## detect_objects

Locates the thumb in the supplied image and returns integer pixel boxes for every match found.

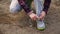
[36,15,40,20]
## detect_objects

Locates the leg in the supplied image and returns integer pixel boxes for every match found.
[34,0,44,16]
[9,0,22,14]
[34,0,45,30]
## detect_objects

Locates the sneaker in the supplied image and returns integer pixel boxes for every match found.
[36,20,45,31]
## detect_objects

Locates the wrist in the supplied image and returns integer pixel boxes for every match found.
[42,11,47,15]
[27,11,33,16]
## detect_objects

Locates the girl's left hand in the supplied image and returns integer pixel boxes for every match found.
[39,11,46,20]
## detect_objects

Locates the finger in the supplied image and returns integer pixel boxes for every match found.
[34,16,38,20]
[31,16,36,20]
[42,18,44,20]
[36,16,39,20]
[41,17,44,20]
[40,16,43,19]
[40,15,44,20]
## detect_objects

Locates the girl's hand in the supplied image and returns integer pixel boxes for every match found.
[28,11,38,20]
[39,11,46,20]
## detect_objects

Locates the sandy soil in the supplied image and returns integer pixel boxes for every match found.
[0,0,60,34]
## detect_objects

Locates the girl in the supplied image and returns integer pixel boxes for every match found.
[10,0,51,30]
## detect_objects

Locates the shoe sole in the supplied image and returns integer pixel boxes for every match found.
[37,28,45,31]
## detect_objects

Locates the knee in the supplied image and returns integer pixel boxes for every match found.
[9,5,21,14]
[9,7,19,14]
[9,0,22,14]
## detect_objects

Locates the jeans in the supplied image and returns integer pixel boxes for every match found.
[34,0,44,16]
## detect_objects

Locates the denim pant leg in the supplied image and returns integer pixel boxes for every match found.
[10,0,22,13]
[34,0,44,17]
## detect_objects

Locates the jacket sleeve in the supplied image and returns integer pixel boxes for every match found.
[18,0,32,13]
[43,0,51,14]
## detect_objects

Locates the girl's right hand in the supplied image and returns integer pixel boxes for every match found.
[28,11,38,20]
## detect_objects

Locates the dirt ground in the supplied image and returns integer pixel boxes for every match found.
[0,0,60,34]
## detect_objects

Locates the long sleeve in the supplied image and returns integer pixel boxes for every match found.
[43,0,51,14]
[18,0,32,13]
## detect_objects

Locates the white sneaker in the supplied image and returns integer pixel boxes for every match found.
[36,20,45,31]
